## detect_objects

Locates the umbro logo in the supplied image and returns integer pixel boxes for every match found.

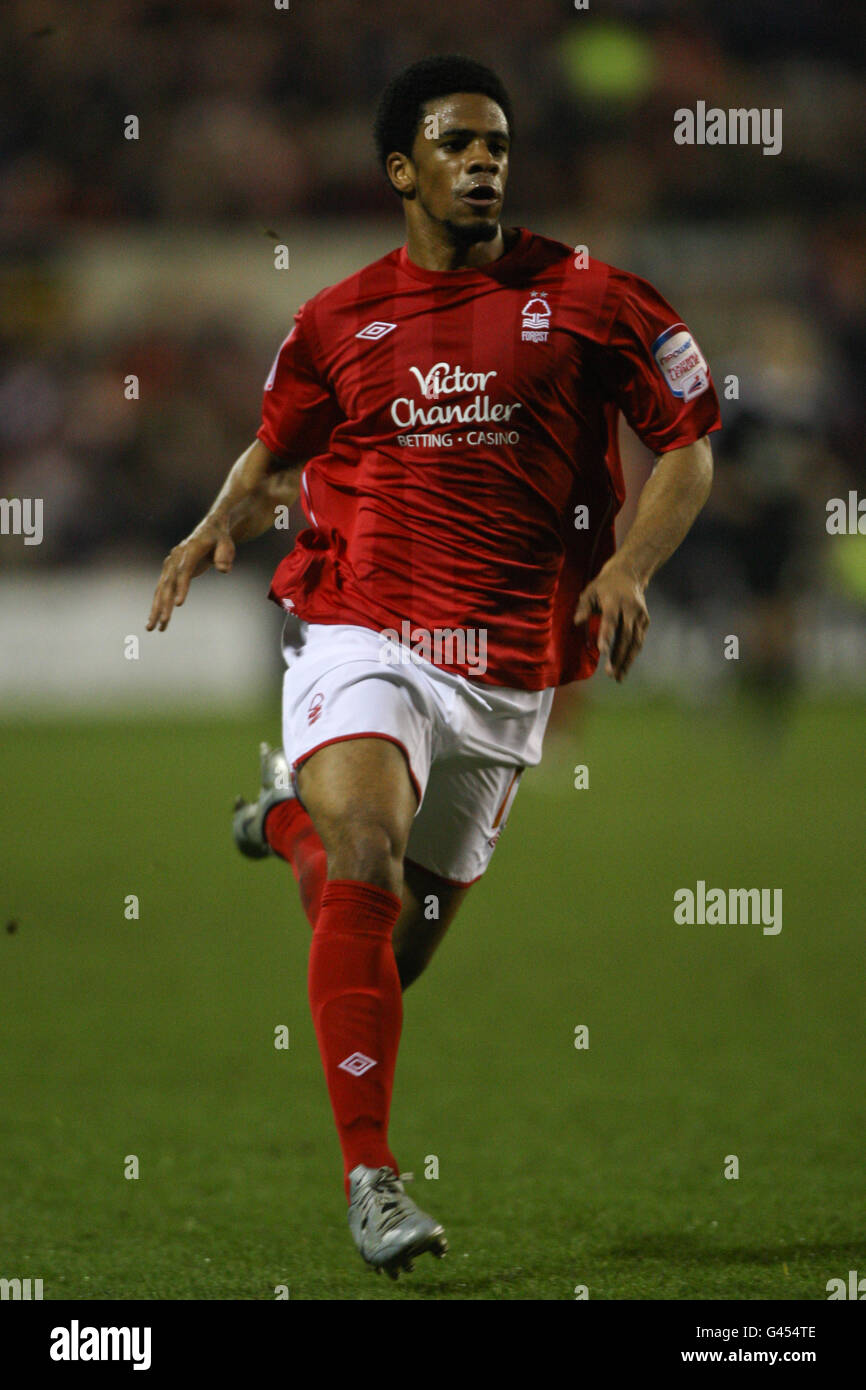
[338,1052,377,1076]
[355,321,397,341]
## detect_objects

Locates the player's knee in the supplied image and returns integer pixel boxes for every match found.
[326,818,405,894]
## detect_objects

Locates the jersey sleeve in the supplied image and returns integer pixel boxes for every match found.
[597,269,721,453]
[257,302,342,462]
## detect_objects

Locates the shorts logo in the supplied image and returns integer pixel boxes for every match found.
[307,691,325,725]
[338,1052,377,1076]
[356,321,397,341]
[651,324,710,400]
[488,771,520,846]
[521,294,551,343]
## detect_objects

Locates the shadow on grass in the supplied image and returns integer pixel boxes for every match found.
[345,1237,866,1298]
[601,1234,865,1268]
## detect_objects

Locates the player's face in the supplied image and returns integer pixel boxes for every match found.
[404,93,510,245]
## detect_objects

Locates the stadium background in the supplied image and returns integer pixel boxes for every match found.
[2,0,865,1300]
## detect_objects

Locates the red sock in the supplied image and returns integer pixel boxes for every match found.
[264,800,328,926]
[308,879,403,1195]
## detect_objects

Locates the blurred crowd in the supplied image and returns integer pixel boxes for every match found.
[0,318,272,566]
[3,0,864,229]
[1,0,864,675]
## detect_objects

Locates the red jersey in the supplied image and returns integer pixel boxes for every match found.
[258,227,721,689]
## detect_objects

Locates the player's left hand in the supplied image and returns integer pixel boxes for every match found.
[573,558,650,682]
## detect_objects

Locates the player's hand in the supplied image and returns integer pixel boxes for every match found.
[146,517,236,632]
[573,557,650,681]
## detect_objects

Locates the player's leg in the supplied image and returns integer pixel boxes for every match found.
[296,734,416,891]
[265,770,469,990]
[233,744,469,987]
[392,679,556,960]
[395,861,469,989]
[234,624,451,1273]
[387,674,555,979]
[234,743,330,922]
[296,733,447,1274]
[294,737,417,1194]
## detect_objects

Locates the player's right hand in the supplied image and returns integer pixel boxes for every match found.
[146,517,236,632]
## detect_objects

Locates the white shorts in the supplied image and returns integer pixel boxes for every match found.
[280,618,554,886]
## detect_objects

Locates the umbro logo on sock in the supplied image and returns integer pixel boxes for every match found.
[338,1052,377,1076]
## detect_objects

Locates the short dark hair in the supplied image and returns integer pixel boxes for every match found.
[373,55,514,171]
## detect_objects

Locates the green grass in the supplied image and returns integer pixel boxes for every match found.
[2,697,865,1299]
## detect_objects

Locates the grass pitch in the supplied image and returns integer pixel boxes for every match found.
[2,697,864,1300]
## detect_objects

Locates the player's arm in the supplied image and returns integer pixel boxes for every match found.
[146,438,302,633]
[574,435,713,681]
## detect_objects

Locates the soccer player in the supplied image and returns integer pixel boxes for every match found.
[147,55,720,1280]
